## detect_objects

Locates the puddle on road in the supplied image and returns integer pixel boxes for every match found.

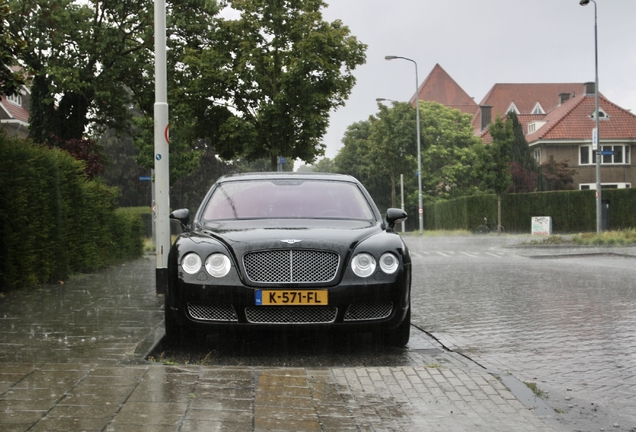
[494,373,555,417]
[145,326,458,369]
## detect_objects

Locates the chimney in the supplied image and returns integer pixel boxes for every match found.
[480,105,492,130]
[584,82,596,96]
[559,93,571,105]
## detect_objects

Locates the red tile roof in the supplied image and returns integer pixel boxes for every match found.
[412,64,478,115]
[480,83,585,116]
[526,95,636,143]
[414,63,636,176]
[478,95,636,144]
[471,83,586,132]
[0,95,29,123]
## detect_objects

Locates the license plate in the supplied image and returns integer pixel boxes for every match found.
[255,290,328,306]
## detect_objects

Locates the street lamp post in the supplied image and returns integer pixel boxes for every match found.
[385,56,423,234]
[154,0,170,293]
[580,0,602,233]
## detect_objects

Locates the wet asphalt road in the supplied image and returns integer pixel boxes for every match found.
[1,235,635,431]
[405,235,636,432]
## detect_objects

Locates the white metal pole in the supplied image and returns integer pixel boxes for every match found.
[400,173,405,233]
[580,0,602,233]
[592,0,602,233]
[154,0,170,293]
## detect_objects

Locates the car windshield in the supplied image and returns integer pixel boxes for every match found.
[201,179,375,221]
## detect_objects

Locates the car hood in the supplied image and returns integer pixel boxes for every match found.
[196,219,381,257]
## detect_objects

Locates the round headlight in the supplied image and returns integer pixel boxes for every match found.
[205,253,231,277]
[181,253,202,275]
[351,253,376,277]
[379,253,399,274]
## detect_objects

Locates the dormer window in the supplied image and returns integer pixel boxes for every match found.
[6,93,22,107]
[590,108,609,120]
[506,102,519,114]
[531,102,545,115]
[527,121,546,134]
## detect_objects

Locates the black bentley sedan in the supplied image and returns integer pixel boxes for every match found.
[165,172,411,346]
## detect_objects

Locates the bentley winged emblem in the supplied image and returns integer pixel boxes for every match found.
[280,239,302,245]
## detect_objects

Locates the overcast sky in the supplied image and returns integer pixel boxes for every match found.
[317,0,636,160]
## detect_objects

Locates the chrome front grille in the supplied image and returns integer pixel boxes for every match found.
[187,303,238,322]
[344,302,393,321]
[243,250,339,283]
[244,307,338,324]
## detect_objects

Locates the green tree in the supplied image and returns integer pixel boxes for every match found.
[8,0,223,184]
[507,111,537,193]
[188,0,367,170]
[98,128,151,207]
[8,0,157,142]
[417,101,483,202]
[334,119,394,211]
[295,163,314,173]
[367,102,417,208]
[537,156,576,191]
[0,0,26,96]
[335,102,484,217]
[480,116,513,233]
[334,120,372,181]
[132,115,204,186]
[313,157,336,173]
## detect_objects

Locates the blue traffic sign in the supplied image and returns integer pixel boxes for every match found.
[599,150,614,156]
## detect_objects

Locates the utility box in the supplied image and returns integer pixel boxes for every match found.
[531,217,552,235]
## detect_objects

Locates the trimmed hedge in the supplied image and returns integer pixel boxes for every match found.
[424,189,636,233]
[0,134,145,289]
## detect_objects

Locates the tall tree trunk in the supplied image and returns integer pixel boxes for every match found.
[497,194,502,235]
[390,174,396,208]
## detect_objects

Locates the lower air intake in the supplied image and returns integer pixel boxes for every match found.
[187,303,238,322]
[245,307,337,324]
[344,302,393,321]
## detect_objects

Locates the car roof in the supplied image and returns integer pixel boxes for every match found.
[216,172,360,183]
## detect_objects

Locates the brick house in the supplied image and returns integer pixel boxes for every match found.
[415,65,636,190]
[0,86,30,139]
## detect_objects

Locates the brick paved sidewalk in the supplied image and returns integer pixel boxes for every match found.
[1,363,557,431]
[0,256,562,431]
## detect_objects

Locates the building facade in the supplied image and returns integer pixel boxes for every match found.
[415,65,636,190]
[0,85,30,139]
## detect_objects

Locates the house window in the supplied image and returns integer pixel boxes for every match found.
[580,146,589,165]
[534,148,541,163]
[590,108,609,120]
[531,103,545,115]
[528,123,536,134]
[6,93,22,106]
[579,145,631,165]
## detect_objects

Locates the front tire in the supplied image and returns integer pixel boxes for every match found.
[164,301,182,344]
[382,308,411,347]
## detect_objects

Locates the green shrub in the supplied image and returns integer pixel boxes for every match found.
[0,134,146,289]
[424,189,636,233]
[112,207,147,259]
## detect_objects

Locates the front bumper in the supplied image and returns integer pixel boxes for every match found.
[166,265,411,333]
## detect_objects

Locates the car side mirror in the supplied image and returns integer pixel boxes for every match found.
[169,208,190,231]
[385,208,407,231]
